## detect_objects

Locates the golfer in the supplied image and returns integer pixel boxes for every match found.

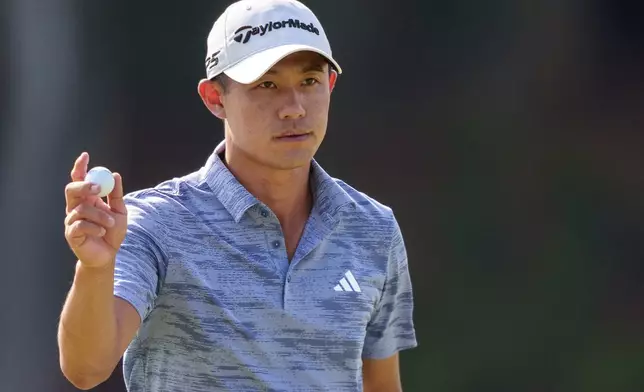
[58,1,417,390]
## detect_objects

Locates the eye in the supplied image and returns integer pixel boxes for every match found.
[302,78,320,86]
[258,81,276,89]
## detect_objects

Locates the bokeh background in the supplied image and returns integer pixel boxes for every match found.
[1,0,644,391]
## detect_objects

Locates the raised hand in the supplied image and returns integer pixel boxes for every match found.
[64,152,128,268]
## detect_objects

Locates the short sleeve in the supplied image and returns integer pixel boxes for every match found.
[113,193,167,323]
[362,217,418,359]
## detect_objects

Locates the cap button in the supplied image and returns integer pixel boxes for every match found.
[246,5,252,10]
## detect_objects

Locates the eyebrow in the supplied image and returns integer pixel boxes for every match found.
[264,63,326,75]
[302,63,326,73]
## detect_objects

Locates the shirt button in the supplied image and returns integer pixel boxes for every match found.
[272,240,280,248]
[260,209,268,218]
[287,276,291,283]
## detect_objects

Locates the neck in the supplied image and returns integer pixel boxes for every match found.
[222,142,313,223]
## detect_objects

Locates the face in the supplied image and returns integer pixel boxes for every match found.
[199,51,337,170]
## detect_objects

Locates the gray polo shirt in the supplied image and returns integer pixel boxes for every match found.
[114,141,418,391]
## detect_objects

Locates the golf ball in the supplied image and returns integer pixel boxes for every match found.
[86,166,115,198]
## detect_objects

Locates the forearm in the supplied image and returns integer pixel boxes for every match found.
[58,260,119,383]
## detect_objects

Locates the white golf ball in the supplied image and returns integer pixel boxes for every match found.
[86,166,115,198]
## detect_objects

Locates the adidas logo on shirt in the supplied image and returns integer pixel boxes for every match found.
[333,270,361,292]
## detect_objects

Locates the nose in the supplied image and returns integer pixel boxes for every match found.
[277,89,306,120]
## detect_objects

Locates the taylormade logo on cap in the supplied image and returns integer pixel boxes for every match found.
[204,0,342,84]
[233,19,320,45]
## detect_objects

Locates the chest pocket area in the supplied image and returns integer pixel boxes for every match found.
[307,270,384,339]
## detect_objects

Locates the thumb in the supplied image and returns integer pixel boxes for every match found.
[107,172,127,215]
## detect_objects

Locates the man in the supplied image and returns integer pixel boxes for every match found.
[58,0,417,391]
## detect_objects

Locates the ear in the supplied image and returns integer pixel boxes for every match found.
[329,70,338,93]
[197,78,226,119]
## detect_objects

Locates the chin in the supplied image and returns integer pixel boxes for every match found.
[268,152,314,170]
[262,142,315,165]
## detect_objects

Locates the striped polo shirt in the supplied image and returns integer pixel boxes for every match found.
[114,141,418,391]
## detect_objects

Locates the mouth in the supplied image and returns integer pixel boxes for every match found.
[274,131,312,141]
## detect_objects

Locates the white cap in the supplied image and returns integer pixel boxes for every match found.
[204,0,342,84]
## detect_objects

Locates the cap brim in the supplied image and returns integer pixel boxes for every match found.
[223,44,342,85]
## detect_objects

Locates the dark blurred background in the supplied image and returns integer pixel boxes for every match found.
[1,0,644,391]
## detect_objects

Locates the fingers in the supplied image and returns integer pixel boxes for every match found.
[107,173,126,215]
[65,181,101,213]
[94,197,113,214]
[66,220,107,245]
[70,152,89,182]
[65,203,116,229]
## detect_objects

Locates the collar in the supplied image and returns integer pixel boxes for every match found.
[201,140,355,224]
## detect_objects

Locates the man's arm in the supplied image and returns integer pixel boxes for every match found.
[362,354,402,392]
[59,153,162,390]
[59,207,164,389]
